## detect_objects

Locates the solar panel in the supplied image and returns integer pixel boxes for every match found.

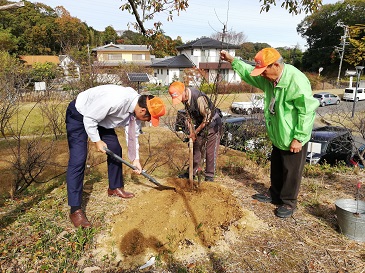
[127,73,150,82]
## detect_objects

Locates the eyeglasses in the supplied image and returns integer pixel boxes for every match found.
[269,97,276,115]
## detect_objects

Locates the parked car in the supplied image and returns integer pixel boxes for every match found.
[230,94,264,115]
[220,116,266,150]
[313,92,340,107]
[175,110,266,151]
[342,87,365,101]
[306,126,353,165]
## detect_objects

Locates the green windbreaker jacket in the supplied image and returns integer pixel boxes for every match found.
[231,58,320,151]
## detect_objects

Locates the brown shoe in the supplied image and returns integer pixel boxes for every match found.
[108,188,135,199]
[69,209,92,228]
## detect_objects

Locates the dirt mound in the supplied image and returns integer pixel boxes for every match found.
[94,177,266,269]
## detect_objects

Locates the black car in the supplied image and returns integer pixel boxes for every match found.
[220,116,266,150]
[306,126,353,165]
[175,109,266,151]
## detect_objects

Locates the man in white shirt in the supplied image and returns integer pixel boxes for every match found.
[65,84,166,228]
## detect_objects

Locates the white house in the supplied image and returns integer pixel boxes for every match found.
[59,55,80,81]
[150,37,247,86]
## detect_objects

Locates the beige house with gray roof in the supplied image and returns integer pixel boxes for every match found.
[92,43,154,67]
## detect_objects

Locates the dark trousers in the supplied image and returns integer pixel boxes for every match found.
[65,100,124,207]
[193,123,222,178]
[269,142,308,208]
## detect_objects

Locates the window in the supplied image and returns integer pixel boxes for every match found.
[108,54,123,60]
[132,54,145,60]
[221,69,229,81]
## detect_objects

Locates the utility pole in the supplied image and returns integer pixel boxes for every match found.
[336,23,349,87]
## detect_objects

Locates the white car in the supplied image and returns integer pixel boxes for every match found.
[342,88,365,101]
[313,92,340,107]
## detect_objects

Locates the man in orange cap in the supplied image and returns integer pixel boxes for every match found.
[221,48,319,218]
[65,84,166,228]
[169,81,222,182]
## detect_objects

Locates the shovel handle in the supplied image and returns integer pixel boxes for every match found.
[104,147,162,187]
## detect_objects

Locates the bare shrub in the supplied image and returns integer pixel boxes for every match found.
[9,137,55,195]
[38,93,67,140]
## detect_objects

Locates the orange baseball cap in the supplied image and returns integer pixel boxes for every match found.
[146,97,166,127]
[250,48,281,76]
[168,81,185,105]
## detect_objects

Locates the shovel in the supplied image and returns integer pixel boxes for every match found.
[104,148,176,191]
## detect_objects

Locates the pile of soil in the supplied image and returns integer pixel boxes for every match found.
[92,177,267,269]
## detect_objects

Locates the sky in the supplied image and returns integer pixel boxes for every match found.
[29,0,338,50]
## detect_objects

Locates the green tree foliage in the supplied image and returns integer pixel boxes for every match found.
[0,1,59,54]
[116,30,181,57]
[0,1,97,55]
[297,0,365,75]
[0,28,17,51]
[102,25,118,44]
[31,62,60,82]
[117,30,148,44]
[148,33,179,57]
[54,6,89,52]
[347,25,365,66]
[276,46,303,68]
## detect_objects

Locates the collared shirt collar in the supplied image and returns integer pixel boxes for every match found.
[128,95,140,115]
[274,64,285,87]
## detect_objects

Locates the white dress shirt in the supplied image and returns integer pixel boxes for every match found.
[75,84,141,158]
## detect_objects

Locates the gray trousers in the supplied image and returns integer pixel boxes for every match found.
[193,124,222,178]
[269,142,308,208]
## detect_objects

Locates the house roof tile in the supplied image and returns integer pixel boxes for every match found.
[92,43,150,52]
[150,54,194,68]
[176,37,240,50]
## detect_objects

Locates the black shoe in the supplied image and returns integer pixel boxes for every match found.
[178,172,189,179]
[275,204,296,218]
[205,176,214,182]
[178,172,196,179]
[252,193,272,203]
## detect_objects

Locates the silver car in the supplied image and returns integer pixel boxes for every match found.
[313,92,340,107]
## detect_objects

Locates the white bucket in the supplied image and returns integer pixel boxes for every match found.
[335,198,365,242]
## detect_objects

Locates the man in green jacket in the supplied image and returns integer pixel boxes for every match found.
[220,48,319,218]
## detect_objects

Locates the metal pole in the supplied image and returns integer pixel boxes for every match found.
[352,66,364,118]
[337,43,345,87]
[336,24,349,87]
